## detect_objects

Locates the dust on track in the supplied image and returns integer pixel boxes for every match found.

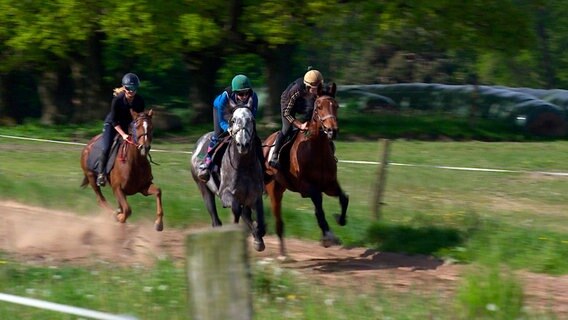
[1,201,567,316]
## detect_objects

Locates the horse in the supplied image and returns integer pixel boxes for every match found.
[190,107,266,251]
[80,109,164,231]
[262,83,349,257]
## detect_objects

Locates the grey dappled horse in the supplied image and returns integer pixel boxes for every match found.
[190,107,266,251]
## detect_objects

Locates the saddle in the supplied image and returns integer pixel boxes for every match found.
[86,135,125,174]
[271,129,300,171]
[206,134,232,185]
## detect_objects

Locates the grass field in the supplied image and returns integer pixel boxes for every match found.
[1,129,568,319]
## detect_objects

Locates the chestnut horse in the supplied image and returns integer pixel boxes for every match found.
[263,83,349,257]
[190,107,266,251]
[80,110,164,231]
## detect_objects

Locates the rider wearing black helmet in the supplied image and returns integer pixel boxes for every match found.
[96,73,145,187]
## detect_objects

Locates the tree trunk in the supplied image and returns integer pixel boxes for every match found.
[38,65,74,125]
[183,53,223,124]
[0,73,8,122]
[71,31,108,123]
[260,44,296,123]
[535,7,556,89]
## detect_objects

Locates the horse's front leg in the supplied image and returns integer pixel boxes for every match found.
[266,180,287,258]
[231,200,243,224]
[142,183,164,232]
[238,200,266,252]
[324,182,349,226]
[113,188,131,224]
[308,186,340,248]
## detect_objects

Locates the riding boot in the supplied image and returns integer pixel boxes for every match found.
[96,153,108,187]
[269,132,284,169]
[198,139,217,181]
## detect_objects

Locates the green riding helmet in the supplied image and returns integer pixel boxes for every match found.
[231,74,252,92]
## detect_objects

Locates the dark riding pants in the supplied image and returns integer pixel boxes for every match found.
[97,123,116,175]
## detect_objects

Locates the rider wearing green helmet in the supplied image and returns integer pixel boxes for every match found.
[197,74,265,182]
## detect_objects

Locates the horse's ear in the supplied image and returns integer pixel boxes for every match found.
[329,82,337,97]
[148,109,153,117]
[130,109,139,119]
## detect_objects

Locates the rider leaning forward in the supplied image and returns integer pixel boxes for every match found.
[96,73,145,187]
[268,69,324,169]
[197,74,266,182]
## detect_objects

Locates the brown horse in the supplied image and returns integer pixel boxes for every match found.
[263,83,348,257]
[80,109,164,231]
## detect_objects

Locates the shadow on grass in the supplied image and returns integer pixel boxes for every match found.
[289,223,464,274]
[365,222,464,256]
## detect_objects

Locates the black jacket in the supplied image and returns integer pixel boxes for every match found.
[104,92,145,132]
[280,78,316,126]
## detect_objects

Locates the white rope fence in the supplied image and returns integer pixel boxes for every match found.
[2,134,567,176]
[0,293,138,320]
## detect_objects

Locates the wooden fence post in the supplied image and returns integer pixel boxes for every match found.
[372,139,391,220]
[185,225,252,320]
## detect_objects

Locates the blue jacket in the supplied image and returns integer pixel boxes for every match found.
[213,88,259,132]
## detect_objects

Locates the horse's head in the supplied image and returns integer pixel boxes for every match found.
[130,109,154,156]
[313,82,339,140]
[229,107,255,154]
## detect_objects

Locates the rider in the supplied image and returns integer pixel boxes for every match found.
[197,74,265,182]
[268,68,323,169]
[96,73,145,187]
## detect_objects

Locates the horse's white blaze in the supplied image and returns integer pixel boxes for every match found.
[231,108,254,154]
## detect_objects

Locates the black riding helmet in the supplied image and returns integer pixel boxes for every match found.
[121,73,140,91]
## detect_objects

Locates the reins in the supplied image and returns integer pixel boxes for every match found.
[123,114,160,165]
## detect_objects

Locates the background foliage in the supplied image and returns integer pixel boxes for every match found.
[2,0,568,128]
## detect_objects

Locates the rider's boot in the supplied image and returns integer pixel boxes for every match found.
[96,153,108,187]
[268,131,284,169]
[198,139,217,182]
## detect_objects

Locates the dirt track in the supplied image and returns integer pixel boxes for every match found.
[1,201,567,316]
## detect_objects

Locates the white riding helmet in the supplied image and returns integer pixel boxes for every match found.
[303,69,324,87]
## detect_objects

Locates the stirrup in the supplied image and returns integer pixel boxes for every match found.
[96,173,106,187]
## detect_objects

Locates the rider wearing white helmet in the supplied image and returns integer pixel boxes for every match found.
[268,68,324,169]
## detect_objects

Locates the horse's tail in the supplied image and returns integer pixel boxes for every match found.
[80,175,89,188]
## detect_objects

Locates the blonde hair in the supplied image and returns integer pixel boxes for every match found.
[113,87,126,96]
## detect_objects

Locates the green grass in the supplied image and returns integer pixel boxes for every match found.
[1,124,567,319]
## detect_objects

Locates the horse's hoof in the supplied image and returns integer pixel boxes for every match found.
[321,233,341,248]
[116,213,127,223]
[334,213,347,226]
[254,240,265,252]
[155,222,164,232]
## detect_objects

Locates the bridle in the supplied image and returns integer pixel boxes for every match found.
[127,113,158,164]
[313,96,338,137]
[129,114,151,150]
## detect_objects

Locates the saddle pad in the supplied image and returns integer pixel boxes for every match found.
[86,136,122,174]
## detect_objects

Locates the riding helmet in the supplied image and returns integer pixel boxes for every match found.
[303,69,324,87]
[122,73,140,91]
[231,74,252,92]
